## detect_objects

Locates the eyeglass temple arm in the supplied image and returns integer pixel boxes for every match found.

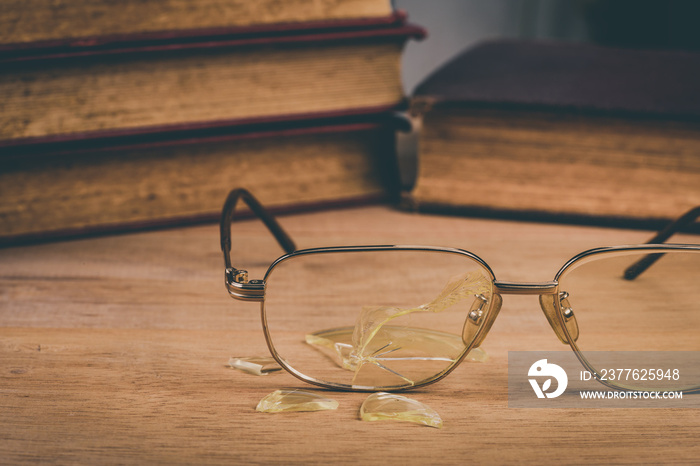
[220,187,296,273]
[623,205,700,280]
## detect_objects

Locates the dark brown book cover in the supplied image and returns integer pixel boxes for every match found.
[414,39,700,120]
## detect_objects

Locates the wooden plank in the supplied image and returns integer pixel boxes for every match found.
[1,206,698,464]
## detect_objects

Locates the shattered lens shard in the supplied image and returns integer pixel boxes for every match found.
[228,356,282,376]
[256,389,339,413]
[360,392,443,428]
[304,271,491,387]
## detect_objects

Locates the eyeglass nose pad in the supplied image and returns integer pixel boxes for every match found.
[462,293,503,348]
[539,291,580,344]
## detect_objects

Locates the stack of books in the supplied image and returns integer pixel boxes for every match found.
[0,0,424,244]
[406,40,700,225]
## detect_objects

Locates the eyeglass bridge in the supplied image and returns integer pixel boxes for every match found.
[225,267,265,301]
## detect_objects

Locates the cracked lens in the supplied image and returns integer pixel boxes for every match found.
[306,271,491,387]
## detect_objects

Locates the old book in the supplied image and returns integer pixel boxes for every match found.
[407,40,700,223]
[1,19,423,146]
[0,114,405,245]
[1,0,393,48]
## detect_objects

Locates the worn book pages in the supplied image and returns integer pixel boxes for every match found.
[1,0,393,45]
[410,107,700,221]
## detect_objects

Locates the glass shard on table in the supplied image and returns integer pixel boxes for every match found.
[227,356,282,376]
[256,389,339,413]
[360,392,443,428]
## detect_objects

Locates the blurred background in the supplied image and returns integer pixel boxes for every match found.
[397,0,700,92]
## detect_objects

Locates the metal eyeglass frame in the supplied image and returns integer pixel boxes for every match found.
[220,188,700,392]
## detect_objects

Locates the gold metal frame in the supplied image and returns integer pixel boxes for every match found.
[221,188,700,392]
[262,245,498,391]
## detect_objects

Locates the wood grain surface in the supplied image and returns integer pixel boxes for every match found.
[1,206,698,464]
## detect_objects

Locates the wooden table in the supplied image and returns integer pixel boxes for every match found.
[1,206,698,464]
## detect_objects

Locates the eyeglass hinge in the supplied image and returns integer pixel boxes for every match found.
[225,268,265,301]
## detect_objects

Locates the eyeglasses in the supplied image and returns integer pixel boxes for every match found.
[220,188,700,393]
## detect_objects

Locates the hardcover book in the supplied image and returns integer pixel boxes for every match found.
[407,40,700,223]
[0,5,424,244]
[0,114,406,245]
[1,16,424,146]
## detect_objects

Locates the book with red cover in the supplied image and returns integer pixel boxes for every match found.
[0,112,411,246]
[0,12,424,244]
[1,10,413,58]
[1,12,425,148]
